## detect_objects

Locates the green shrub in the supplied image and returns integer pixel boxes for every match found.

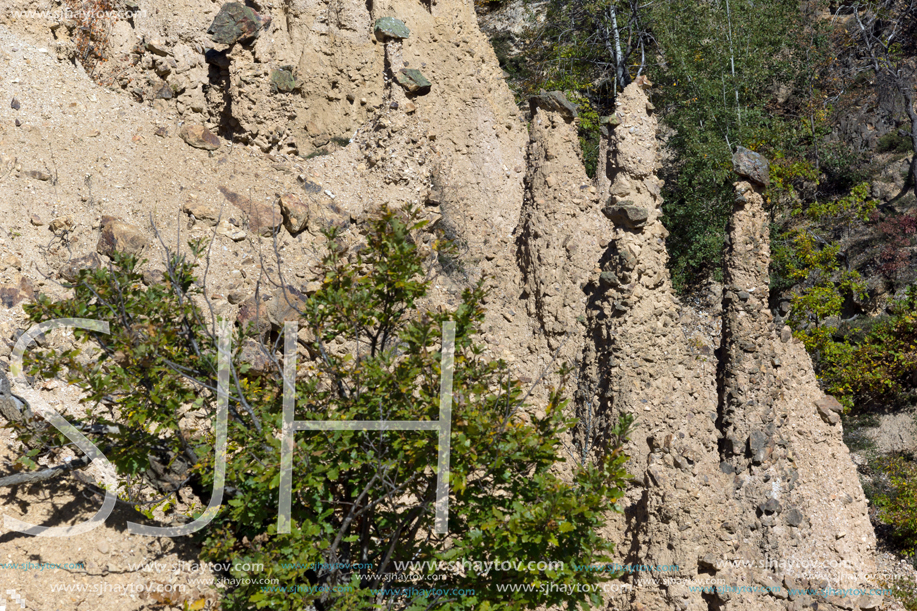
[877,132,914,154]
[874,455,917,557]
[20,207,633,611]
[815,286,917,410]
[820,141,872,193]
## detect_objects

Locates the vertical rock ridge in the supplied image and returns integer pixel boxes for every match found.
[516,94,607,368]
[570,85,878,611]
[576,81,736,611]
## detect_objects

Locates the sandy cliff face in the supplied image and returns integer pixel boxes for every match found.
[0,1,882,609]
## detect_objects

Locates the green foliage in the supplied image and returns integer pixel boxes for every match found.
[777,182,879,406]
[568,92,602,178]
[22,207,633,611]
[815,287,917,410]
[878,132,915,154]
[23,251,213,481]
[805,181,878,224]
[819,141,872,193]
[874,455,917,557]
[888,577,917,611]
[651,0,816,289]
[533,0,651,178]
[782,227,867,357]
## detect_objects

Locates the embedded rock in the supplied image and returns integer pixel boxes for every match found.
[601,200,649,230]
[237,297,271,339]
[528,91,578,122]
[218,187,282,237]
[0,277,34,308]
[208,2,269,45]
[270,67,300,94]
[268,286,308,329]
[278,193,310,235]
[59,253,102,283]
[373,17,410,41]
[394,69,431,95]
[180,125,221,151]
[182,198,222,225]
[97,216,148,257]
[733,145,770,187]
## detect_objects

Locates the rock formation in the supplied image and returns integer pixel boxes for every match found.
[0,1,884,608]
[566,83,878,610]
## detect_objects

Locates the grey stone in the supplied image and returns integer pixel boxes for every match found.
[780,325,793,342]
[618,248,637,270]
[25,170,51,181]
[239,338,274,376]
[208,2,270,45]
[748,430,768,463]
[59,253,102,283]
[599,271,620,288]
[738,339,758,352]
[601,114,620,128]
[0,371,29,424]
[858,594,883,610]
[268,285,308,329]
[786,507,803,527]
[270,66,300,93]
[373,17,410,41]
[759,498,782,514]
[10,97,20,110]
[529,91,578,122]
[302,180,322,195]
[97,216,148,258]
[732,146,770,187]
[602,200,649,230]
[142,269,166,286]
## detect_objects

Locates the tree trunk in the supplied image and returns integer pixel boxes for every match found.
[609,3,627,92]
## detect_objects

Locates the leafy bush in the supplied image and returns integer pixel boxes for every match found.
[878,132,914,154]
[874,455,917,557]
[820,141,872,193]
[20,207,633,610]
[815,287,917,410]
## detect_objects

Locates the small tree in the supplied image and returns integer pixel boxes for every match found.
[13,207,632,610]
[782,182,877,360]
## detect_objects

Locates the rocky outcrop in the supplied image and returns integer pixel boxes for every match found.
[573,82,733,611]
[564,82,878,611]
[709,154,877,611]
[516,93,605,357]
